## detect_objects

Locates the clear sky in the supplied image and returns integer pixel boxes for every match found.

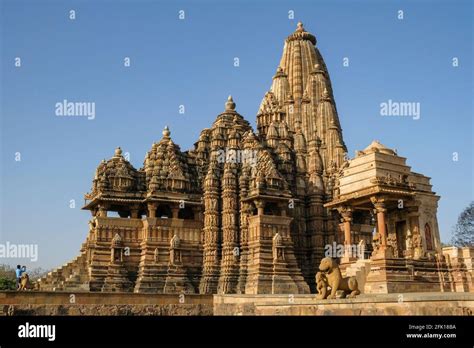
[1,0,472,269]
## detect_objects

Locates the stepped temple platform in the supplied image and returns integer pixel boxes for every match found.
[1,292,472,316]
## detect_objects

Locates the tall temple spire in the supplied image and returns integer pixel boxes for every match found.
[279,21,318,100]
[259,22,346,168]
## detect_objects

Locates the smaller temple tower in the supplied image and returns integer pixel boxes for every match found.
[325,140,448,293]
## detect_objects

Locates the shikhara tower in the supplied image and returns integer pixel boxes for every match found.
[39,23,457,295]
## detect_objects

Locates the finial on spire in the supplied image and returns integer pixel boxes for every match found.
[114,147,123,157]
[296,21,305,32]
[225,95,236,111]
[286,21,316,45]
[162,125,170,138]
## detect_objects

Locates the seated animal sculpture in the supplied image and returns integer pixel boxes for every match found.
[318,257,360,299]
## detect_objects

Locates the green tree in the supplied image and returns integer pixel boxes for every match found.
[0,264,16,290]
[0,277,16,290]
[451,201,474,247]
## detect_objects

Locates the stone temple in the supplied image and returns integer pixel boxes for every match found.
[38,22,473,295]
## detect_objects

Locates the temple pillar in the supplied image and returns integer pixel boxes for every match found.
[171,207,180,219]
[130,206,139,219]
[255,200,265,216]
[147,203,156,218]
[371,197,392,259]
[376,206,387,247]
[338,206,355,264]
[98,204,108,217]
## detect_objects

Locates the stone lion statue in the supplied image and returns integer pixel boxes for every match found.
[318,257,360,299]
[19,273,29,291]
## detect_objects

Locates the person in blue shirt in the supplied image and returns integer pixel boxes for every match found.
[15,265,26,290]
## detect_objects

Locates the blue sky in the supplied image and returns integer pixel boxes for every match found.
[1,0,472,269]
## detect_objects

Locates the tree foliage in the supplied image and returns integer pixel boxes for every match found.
[451,201,474,247]
[0,264,16,290]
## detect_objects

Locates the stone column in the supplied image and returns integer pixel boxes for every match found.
[255,200,265,216]
[130,205,139,219]
[147,203,156,218]
[375,204,387,247]
[98,204,108,217]
[171,207,180,219]
[338,206,355,263]
[371,197,391,259]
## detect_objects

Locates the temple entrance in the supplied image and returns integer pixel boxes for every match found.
[395,220,407,257]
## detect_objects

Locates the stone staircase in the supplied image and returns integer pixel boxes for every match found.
[342,259,372,294]
[37,252,90,291]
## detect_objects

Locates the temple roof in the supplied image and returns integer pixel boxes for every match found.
[143,126,198,193]
[358,140,397,156]
[87,147,142,199]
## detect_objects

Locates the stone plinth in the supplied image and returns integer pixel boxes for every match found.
[364,258,451,294]
[213,293,474,316]
[1,292,473,316]
[443,246,474,292]
[0,292,213,316]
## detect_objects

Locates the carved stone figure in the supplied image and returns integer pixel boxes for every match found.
[405,231,413,259]
[413,233,425,260]
[372,232,381,255]
[170,234,182,265]
[358,239,366,259]
[315,271,328,299]
[272,232,285,261]
[19,274,30,291]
